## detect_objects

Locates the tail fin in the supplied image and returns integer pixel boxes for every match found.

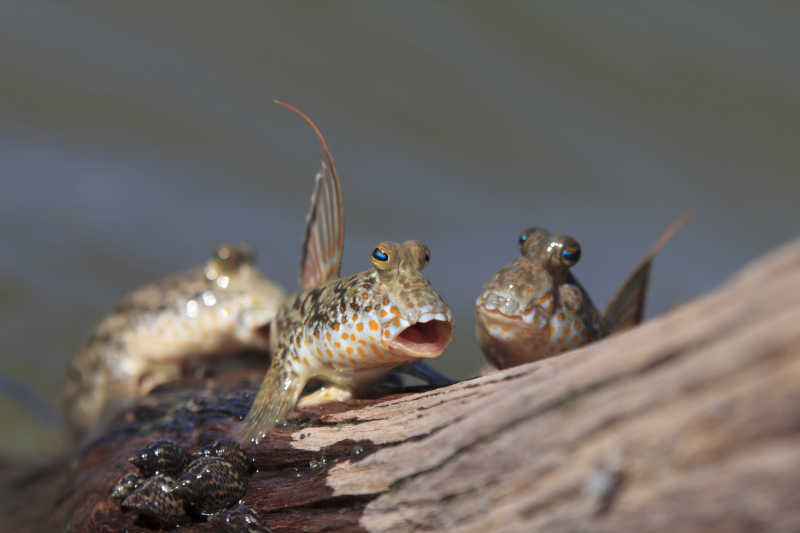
[274,100,345,290]
[603,212,693,333]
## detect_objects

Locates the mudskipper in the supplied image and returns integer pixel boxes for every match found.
[65,244,285,435]
[475,214,691,369]
[236,104,454,444]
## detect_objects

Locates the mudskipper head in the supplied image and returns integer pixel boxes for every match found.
[204,243,285,348]
[366,240,454,361]
[475,228,596,368]
[204,244,256,284]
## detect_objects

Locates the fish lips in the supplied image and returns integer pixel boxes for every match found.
[388,314,454,359]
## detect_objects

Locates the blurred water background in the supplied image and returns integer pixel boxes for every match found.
[1,2,798,457]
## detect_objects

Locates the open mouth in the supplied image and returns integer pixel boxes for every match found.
[389,319,454,358]
[476,304,536,326]
[477,305,523,322]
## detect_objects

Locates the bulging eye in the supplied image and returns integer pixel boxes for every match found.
[215,246,232,262]
[561,246,581,266]
[371,247,389,263]
[518,234,528,246]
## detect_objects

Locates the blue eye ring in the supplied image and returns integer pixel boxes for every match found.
[561,247,581,264]
[372,247,389,262]
[518,234,528,245]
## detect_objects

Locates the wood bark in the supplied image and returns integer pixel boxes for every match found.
[3,237,800,532]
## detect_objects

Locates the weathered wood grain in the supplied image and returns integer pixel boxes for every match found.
[3,237,799,532]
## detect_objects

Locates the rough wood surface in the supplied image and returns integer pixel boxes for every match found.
[3,237,800,532]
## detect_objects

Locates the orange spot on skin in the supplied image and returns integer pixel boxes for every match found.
[573,320,580,330]
[572,335,580,343]
[352,314,359,322]
[380,309,388,318]
[358,339,367,345]
[380,339,388,347]
[334,342,342,349]
[316,347,323,358]
[314,330,320,339]
[369,320,379,331]
[326,348,333,358]
[346,346,354,355]
[549,326,556,336]
[362,293,368,300]
[357,347,366,358]
[348,357,358,365]
[356,323,364,332]
[338,352,346,360]
[392,318,400,328]
[557,337,564,344]
[303,358,311,367]
[326,332,332,342]
[291,354,299,362]
[563,325,570,333]
[333,323,340,331]
[501,326,508,333]
[383,296,389,306]
[370,344,381,357]
[538,293,551,304]
[557,313,565,321]
[390,306,400,316]
[341,333,348,340]
[383,330,391,338]
[323,391,332,399]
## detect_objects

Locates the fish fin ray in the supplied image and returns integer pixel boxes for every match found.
[603,212,693,333]
[274,100,344,290]
[235,350,305,445]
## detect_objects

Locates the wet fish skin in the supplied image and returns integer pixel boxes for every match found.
[475,214,691,369]
[64,243,285,435]
[237,240,454,444]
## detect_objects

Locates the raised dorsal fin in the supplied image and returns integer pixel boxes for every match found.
[275,100,344,290]
[603,212,693,333]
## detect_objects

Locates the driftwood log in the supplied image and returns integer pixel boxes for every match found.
[3,237,800,532]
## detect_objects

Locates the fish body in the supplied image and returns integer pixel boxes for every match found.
[475,215,690,369]
[238,240,454,444]
[64,244,285,434]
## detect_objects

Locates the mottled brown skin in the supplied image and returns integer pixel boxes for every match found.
[476,215,690,369]
[476,229,602,368]
[237,240,454,444]
[65,244,285,436]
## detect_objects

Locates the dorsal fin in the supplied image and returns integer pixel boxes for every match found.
[603,212,693,333]
[275,100,344,290]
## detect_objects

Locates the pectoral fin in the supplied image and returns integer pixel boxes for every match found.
[603,212,692,333]
[236,349,306,445]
